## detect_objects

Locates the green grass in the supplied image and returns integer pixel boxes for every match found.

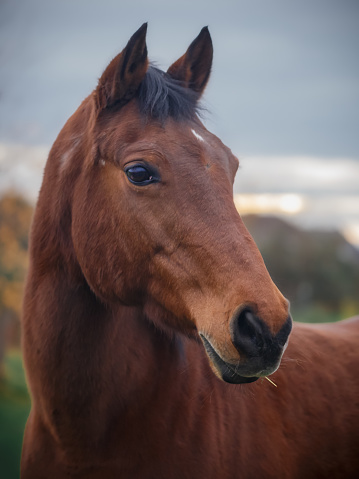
[0,351,31,479]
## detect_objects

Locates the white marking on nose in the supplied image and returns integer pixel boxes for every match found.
[191,129,205,143]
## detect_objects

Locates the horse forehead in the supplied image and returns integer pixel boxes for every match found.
[106,102,217,150]
[107,110,228,167]
[168,122,225,155]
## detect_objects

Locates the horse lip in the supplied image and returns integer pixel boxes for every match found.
[199,333,259,385]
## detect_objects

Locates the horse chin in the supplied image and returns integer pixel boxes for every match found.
[220,370,259,385]
[200,334,259,384]
[199,334,260,385]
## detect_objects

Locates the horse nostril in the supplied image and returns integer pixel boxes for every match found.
[230,306,266,359]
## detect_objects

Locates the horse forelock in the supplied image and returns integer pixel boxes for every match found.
[137,65,202,122]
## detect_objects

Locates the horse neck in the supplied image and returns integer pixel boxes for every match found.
[23,259,185,446]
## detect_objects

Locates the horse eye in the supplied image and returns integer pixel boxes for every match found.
[125,165,157,185]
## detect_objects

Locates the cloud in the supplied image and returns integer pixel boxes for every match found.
[234,156,359,195]
[0,143,48,201]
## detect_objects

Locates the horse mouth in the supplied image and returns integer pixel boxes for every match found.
[199,334,259,385]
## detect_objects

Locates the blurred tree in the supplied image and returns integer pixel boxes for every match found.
[243,215,359,321]
[0,194,33,375]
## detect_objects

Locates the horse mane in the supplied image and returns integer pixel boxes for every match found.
[137,65,201,121]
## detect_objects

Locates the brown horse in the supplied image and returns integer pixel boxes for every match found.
[21,24,359,478]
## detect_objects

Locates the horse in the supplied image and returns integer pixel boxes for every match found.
[21,24,359,478]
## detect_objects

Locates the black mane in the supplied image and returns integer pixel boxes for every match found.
[137,66,201,122]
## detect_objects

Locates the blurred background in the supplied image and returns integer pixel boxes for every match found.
[0,0,358,477]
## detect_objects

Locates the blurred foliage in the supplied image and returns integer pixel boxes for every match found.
[0,350,30,479]
[243,215,359,322]
[0,193,33,375]
[0,193,32,316]
[0,195,33,479]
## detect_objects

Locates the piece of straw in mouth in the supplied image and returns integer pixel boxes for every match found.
[265,376,277,387]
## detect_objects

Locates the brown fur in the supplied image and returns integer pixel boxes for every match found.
[21,25,359,478]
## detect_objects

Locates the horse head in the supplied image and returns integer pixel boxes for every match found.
[56,24,291,384]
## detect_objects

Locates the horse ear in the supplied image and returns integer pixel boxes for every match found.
[167,27,213,97]
[96,23,148,110]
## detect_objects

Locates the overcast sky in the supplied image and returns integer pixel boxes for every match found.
[1,0,358,158]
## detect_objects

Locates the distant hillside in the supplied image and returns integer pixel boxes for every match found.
[243,214,359,321]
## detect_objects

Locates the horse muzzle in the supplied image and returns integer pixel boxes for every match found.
[200,311,292,384]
